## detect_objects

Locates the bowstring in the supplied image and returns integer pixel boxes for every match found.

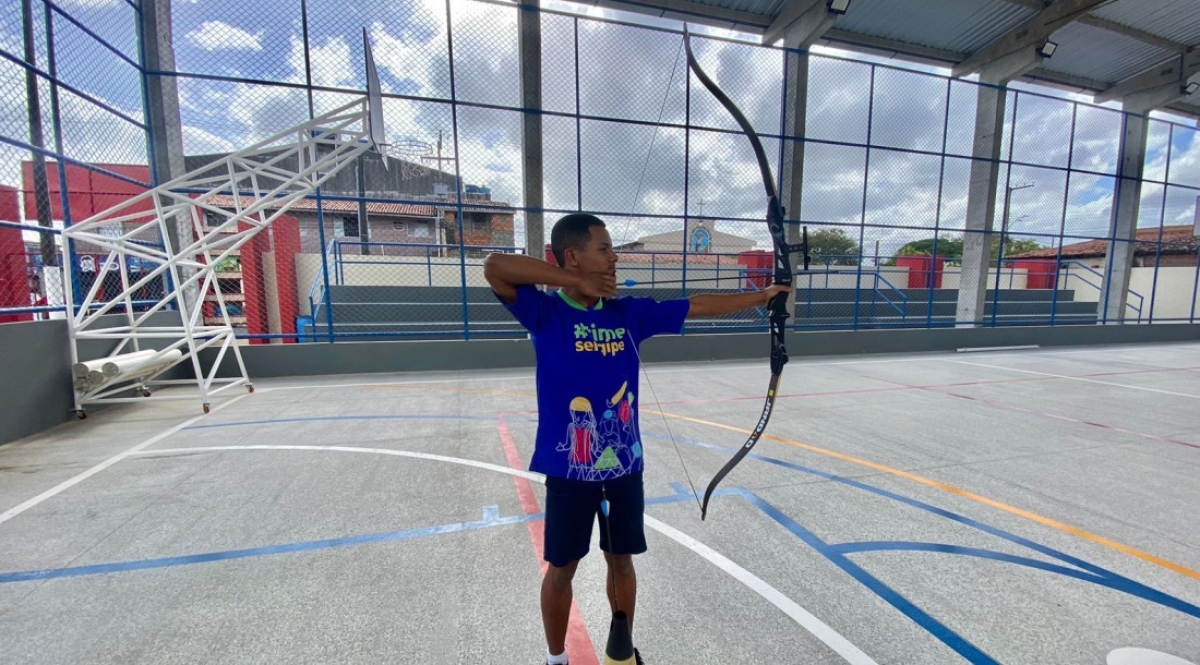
[630,338,700,511]
[620,35,702,512]
[618,37,685,249]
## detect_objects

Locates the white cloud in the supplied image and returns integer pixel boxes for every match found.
[54,0,122,9]
[186,21,264,52]
[181,125,235,155]
[287,35,354,88]
[368,19,449,100]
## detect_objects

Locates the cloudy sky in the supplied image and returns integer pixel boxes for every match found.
[1,0,1197,258]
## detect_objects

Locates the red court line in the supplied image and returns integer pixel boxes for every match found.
[867,377,1200,452]
[497,418,600,665]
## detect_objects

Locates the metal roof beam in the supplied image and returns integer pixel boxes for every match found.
[819,28,966,64]
[952,0,1110,78]
[1023,67,1110,94]
[1077,15,1188,53]
[586,0,770,33]
[1123,76,1200,114]
[1095,49,1200,104]
[763,0,835,48]
[1163,100,1200,120]
[994,0,1189,53]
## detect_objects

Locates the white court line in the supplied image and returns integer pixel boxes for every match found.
[945,359,1200,399]
[0,394,250,527]
[128,444,877,664]
[138,444,545,483]
[257,374,536,393]
[646,515,880,665]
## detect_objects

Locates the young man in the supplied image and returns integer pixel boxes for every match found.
[483,213,791,665]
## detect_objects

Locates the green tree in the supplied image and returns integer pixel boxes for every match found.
[1002,238,1045,257]
[806,228,861,266]
[882,234,1045,266]
[882,236,963,266]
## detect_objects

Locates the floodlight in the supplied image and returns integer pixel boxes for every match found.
[1038,41,1057,58]
[1185,81,1199,95]
[828,0,851,15]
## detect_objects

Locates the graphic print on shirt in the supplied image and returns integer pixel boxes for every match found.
[559,382,640,481]
[560,397,598,479]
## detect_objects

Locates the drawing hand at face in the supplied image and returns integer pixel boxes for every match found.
[578,272,618,299]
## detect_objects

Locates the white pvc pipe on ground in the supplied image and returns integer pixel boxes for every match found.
[72,350,157,379]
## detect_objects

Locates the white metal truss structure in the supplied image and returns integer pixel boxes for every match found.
[63,98,378,415]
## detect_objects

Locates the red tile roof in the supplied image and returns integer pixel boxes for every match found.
[1011,225,1199,259]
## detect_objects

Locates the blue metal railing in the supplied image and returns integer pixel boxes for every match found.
[331,241,525,287]
[303,241,525,340]
[796,268,908,325]
[871,272,909,320]
[1061,261,1144,323]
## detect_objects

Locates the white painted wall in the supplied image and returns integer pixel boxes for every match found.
[940,268,1029,290]
[1057,264,1199,322]
[1132,266,1200,322]
[795,267,911,290]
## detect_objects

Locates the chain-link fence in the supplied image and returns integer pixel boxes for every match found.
[2,0,1197,340]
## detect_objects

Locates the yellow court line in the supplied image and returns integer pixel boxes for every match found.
[654,409,1200,584]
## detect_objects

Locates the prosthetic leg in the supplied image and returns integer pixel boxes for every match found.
[600,486,637,665]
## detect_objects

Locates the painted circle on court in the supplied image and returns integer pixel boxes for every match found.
[1108,648,1198,665]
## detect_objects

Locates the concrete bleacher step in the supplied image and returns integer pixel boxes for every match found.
[313,302,512,324]
[312,285,1100,334]
[794,287,1080,303]
[326,284,725,303]
[794,300,1096,318]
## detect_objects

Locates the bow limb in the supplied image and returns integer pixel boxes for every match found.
[684,27,796,519]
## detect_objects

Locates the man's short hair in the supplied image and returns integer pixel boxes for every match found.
[550,213,606,267]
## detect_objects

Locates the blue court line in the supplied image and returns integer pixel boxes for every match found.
[0,507,536,583]
[829,542,1200,617]
[11,415,1196,664]
[0,487,741,585]
[737,489,999,665]
[651,433,1200,618]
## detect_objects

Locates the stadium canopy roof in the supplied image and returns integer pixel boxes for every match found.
[583,0,1200,119]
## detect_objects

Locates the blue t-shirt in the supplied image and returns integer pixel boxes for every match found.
[499,285,690,481]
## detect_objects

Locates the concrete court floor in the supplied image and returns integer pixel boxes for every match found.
[0,342,1198,665]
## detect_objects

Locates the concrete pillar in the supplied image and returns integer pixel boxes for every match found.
[141,0,184,181]
[1098,110,1148,323]
[780,48,807,252]
[779,45,809,322]
[139,0,196,308]
[955,48,1041,326]
[517,0,544,257]
[955,77,1007,326]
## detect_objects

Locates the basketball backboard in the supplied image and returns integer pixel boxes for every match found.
[363,28,386,150]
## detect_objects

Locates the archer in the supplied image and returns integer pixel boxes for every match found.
[484,213,790,665]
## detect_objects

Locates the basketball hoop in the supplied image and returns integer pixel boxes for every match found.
[377,139,433,179]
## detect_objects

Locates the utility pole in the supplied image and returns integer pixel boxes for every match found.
[420,131,457,258]
[420,130,457,178]
[1001,182,1034,258]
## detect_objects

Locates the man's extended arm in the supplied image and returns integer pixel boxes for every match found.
[483,253,615,304]
[686,285,792,319]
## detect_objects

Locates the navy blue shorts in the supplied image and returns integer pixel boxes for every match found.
[543,472,646,568]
